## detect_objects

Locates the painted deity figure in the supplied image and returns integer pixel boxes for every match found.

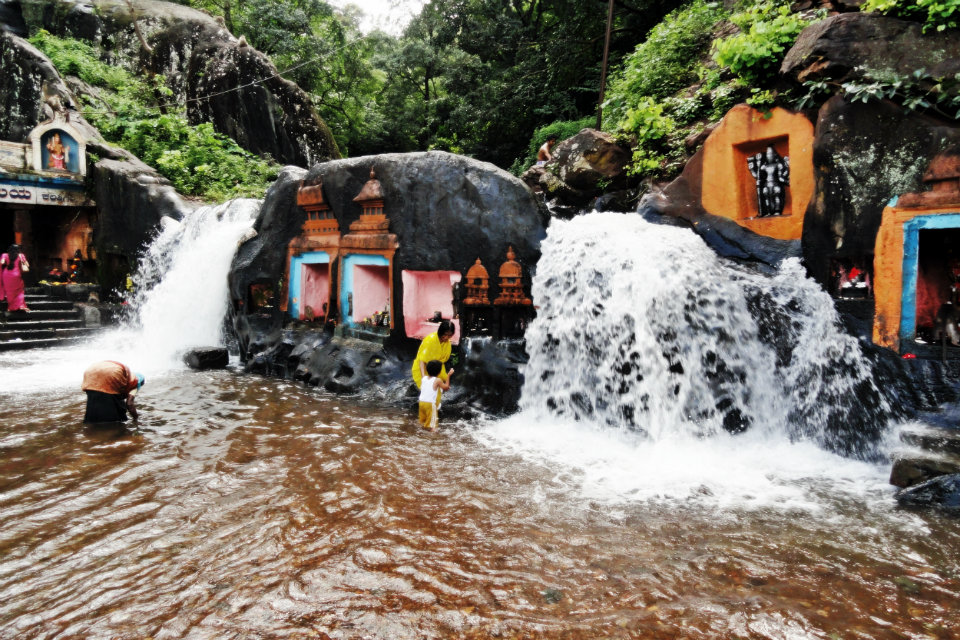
[46,133,67,171]
[747,145,790,217]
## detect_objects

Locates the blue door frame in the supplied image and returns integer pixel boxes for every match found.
[288,251,330,319]
[899,211,960,344]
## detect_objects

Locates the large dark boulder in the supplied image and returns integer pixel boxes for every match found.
[801,95,960,287]
[18,0,339,166]
[521,128,632,209]
[230,152,547,328]
[782,13,960,84]
[229,152,547,416]
[0,29,77,141]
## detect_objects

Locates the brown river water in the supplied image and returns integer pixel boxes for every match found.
[1,365,958,640]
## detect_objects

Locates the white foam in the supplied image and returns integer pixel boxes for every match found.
[0,199,258,394]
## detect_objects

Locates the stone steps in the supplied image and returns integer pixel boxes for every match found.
[1,290,100,351]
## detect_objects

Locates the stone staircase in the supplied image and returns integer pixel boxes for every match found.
[890,420,960,488]
[0,290,99,351]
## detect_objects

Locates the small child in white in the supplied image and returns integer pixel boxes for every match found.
[418,359,453,431]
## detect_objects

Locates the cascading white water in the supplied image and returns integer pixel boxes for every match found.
[472,212,895,507]
[125,199,261,354]
[0,199,259,393]
[521,212,887,447]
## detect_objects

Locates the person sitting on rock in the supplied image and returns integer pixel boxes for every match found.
[81,360,144,424]
[418,359,453,431]
[536,134,558,166]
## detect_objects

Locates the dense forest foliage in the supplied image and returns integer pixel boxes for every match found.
[26,0,960,200]
[170,0,686,168]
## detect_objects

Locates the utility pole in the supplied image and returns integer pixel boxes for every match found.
[597,0,615,130]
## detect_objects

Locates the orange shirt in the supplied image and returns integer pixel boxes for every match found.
[82,361,135,396]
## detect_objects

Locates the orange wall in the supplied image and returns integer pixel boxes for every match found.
[872,203,960,352]
[701,105,814,241]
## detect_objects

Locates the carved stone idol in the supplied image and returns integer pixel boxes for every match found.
[747,145,790,217]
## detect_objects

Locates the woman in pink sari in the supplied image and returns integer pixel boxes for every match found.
[1,244,30,312]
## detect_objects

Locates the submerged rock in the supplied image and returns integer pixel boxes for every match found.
[184,347,229,370]
[895,473,960,511]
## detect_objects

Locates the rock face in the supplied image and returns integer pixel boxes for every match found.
[229,152,547,415]
[801,95,960,287]
[0,30,76,142]
[782,13,960,84]
[12,0,339,166]
[638,150,802,269]
[521,128,632,208]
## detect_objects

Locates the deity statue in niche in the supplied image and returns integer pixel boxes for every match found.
[747,145,790,217]
[45,132,68,171]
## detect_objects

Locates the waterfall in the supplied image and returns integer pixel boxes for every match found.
[520,212,890,457]
[125,199,261,356]
[0,199,259,393]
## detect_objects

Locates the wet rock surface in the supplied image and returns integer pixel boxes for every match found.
[895,473,960,511]
[184,347,229,370]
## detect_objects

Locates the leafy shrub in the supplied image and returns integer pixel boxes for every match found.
[620,98,675,176]
[29,30,278,201]
[795,68,960,119]
[603,1,726,126]
[712,4,812,85]
[862,0,959,32]
[509,116,595,175]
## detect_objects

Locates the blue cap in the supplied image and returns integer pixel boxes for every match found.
[136,373,145,390]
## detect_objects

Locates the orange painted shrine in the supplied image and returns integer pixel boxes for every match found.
[873,151,960,352]
[701,105,814,241]
[494,246,532,306]
[283,178,340,319]
[339,168,398,329]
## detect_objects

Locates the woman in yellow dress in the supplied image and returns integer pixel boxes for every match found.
[411,319,455,392]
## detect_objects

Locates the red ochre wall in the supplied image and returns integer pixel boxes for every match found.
[701,105,815,241]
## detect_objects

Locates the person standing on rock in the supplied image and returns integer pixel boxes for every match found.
[81,361,144,424]
[537,134,558,166]
[0,244,30,313]
[411,319,455,392]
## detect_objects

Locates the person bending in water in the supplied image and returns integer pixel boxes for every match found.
[418,359,453,431]
[81,360,144,424]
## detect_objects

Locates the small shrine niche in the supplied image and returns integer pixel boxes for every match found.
[402,270,462,343]
[494,246,533,337]
[701,105,813,241]
[29,122,86,176]
[286,178,340,323]
[830,257,873,300]
[461,258,493,336]
[873,148,960,351]
[338,168,398,338]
